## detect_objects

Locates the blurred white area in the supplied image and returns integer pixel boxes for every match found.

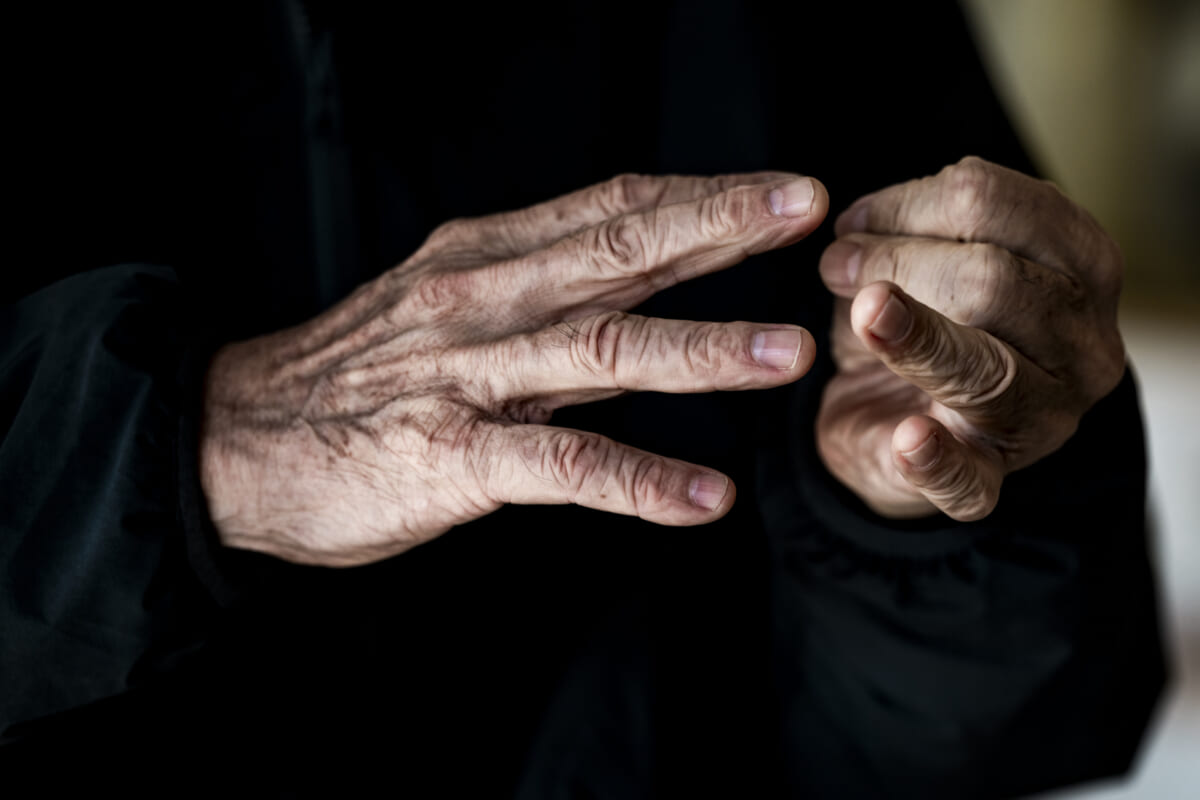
[1035,315,1200,798]
[959,2,1200,797]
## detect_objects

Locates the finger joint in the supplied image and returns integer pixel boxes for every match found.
[602,173,656,216]
[956,341,1018,408]
[411,270,478,319]
[587,216,651,275]
[572,311,633,383]
[541,430,610,498]
[940,156,994,240]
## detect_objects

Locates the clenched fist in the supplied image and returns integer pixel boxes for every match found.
[201,172,828,565]
[817,157,1125,521]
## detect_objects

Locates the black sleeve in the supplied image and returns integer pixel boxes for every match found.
[757,364,1167,799]
[728,3,1169,795]
[0,264,229,731]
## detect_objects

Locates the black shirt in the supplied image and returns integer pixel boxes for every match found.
[2,2,1166,796]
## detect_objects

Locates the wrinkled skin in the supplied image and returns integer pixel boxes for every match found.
[816,157,1126,520]
[201,172,828,565]
[201,157,1127,566]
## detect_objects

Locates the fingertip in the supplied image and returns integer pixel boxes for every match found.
[688,472,728,511]
[809,177,831,223]
[794,326,817,376]
[688,472,736,519]
[766,176,830,227]
[818,239,862,296]
[892,415,942,470]
[850,281,910,346]
[834,195,874,236]
[749,326,815,376]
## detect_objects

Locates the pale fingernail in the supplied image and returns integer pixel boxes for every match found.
[841,202,870,232]
[689,473,729,510]
[843,244,861,286]
[900,431,941,470]
[868,293,912,342]
[752,330,803,369]
[768,178,815,217]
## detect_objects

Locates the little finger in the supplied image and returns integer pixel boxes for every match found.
[505,176,829,321]
[426,171,794,261]
[482,425,736,524]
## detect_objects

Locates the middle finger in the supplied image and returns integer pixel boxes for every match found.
[488,312,815,406]
[502,176,829,324]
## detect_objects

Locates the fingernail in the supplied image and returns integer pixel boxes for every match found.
[752,329,803,369]
[868,293,912,342]
[689,473,729,511]
[901,432,941,470]
[839,201,870,232]
[842,244,861,286]
[768,178,815,217]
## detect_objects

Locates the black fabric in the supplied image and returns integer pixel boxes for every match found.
[2,1,1165,796]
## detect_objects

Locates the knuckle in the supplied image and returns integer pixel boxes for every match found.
[573,311,632,380]
[626,455,670,515]
[697,190,747,240]
[974,241,1016,284]
[681,322,724,376]
[587,215,650,273]
[603,173,655,215]
[960,242,1017,320]
[926,334,1016,409]
[425,217,467,250]
[873,238,907,285]
[411,270,476,318]
[940,156,994,238]
[541,430,610,496]
[961,341,1017,407]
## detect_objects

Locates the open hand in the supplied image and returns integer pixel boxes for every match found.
[201,172,828,565]
[816,157,1124,521]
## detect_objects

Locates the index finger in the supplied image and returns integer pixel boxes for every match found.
[435,172,796,261]
[509,175,829,322]
[834,156,1114,276]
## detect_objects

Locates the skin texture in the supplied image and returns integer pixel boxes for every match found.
[816,156,1126,520]
[201,172,827,565]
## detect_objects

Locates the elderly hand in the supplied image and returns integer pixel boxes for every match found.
[816,157,1125,521]
[201,173,828,565]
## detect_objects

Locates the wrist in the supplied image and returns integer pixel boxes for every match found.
[198,344,258,552]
